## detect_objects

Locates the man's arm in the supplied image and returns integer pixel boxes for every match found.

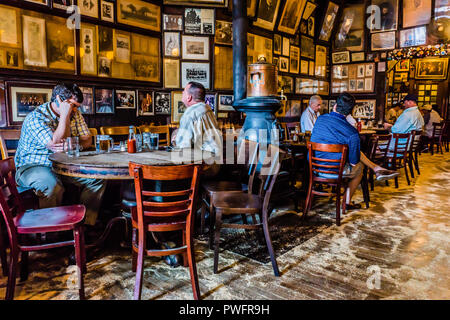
[51,98,73,145]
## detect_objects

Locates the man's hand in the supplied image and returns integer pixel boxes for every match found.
[47,141,65,153]
[57,97,74,119]
[384,122,393,130]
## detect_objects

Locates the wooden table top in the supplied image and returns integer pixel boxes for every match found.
[359,129,377,135]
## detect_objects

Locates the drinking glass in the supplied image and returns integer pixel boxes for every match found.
[136,133,143,152]
[149,133,159,150]
[97,135,114,153]
[65,136,79,157]
[143,132,151,149]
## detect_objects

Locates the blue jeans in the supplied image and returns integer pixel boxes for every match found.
[16,165,106,226]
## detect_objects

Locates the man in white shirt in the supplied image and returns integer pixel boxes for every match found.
[422,104,443,138]
[300,95,322,133]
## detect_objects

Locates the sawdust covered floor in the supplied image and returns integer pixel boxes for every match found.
[0,152,449,300]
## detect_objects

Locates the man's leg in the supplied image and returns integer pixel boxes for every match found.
[16,166,64,209]
[344,165,364,205]
[359,152,399,181]
[359,152,383,172]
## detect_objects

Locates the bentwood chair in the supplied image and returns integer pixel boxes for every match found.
[129,162,201,300]
[384,133,411,188]
[0,158,86,300]
[0,130,21,160]
[138,125,170,147]
[429,122,446,155]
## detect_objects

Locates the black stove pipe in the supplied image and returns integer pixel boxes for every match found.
[232,0,247,103]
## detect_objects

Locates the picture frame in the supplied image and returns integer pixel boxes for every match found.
[79,0,99,18]
[115,90,136,109]
[181,62,210,89]
[214,46,233,90]
[371,31,396,51]
[100,0,115,23]
[182,35,209,60]
[317,81,329,95]
[295,77,314,94]
[279,56,289,72]
[365,64,374,77]
[95,88,115,114]
[282,37,290,56]
[163,0,228,7]
[164,58,180,88]
[307,17,315,37]
[117,0,161,32]
[403,0,431,28]
[131,34,160,83]
[22,15,47,67]
[215,20,233,45]
[399,26,427,48]
[153,92,171,115]
[184,8,215,35]
[1,48,22,70]
[415,58,449,80]
[309,61,315,76]
[289,46,300,74]
[171,91,186,123]
[315,45,327,77]
[278,75,294,93]
[8,84,53,125]
[353,100,376,119]
[254,0,282,31]
[46,16,75,71]
[368,0,398,33]
[25,0,49,5]
[300,60,309,74]
[164,32,181,57]
[78,87,94,115]
[218,94,235,111]
[278,0,307,35]
[300,36,315,59]
[163,14,183,31]
[351,52,365,62]
[80,24,98,75]
[114,31,131,64]
[52,0,74,10]
[318,1,339,42]
[274,34,282,55]
[357,79,364,91]
[205,93,217,114]
[357,65,365,78]
[302,1,317,20]
[332,51,350,64]
[247,0,258,17]
[364,78,373,91]
[98,56,112,77]
[247,33,273,64]
[395,59,410,72]
[137,90,154,116]
[0,6,20,49]
[98,26,114,53]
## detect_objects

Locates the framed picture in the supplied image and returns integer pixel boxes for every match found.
[22,15,47,67]
[137,91,154,116]
[285,100,301,117]
[247,0,258,17]
[300,36,314,59]
[205,93,217,114]
[317,81,329,95]
[353,100,376,119]
[164,32,180,57]
[8,85,53,124]
[214,46,233,90]
[79,0,99,18]
[52,0,73,10]
[95,88,114,114]
[163,14,183,31]
[98,56,112,77]
[357,79,364,91]
[81,24,98,75]
[395,59,410,72]
[254,0,282,31]
[181,62,210,89]
[307,17,315,37]
[278,75,294,93]
[117,0,161,32]
[415,58,449,80]
[332,51,350,64]
[295,78,314,94]
[300,20,308,35]
[279,57,289,72]
[349,79,356,91]
[319,1,339,42]
[115,90,136,109]
[114,32,131,64]
[366,64,374,77]
[315,45,326,77]
[399,26,426,48]
[184,8,215,35]
[351,52,365,62]
[0,6,20,49]
[98,26,114,52]
[100,0,115,23]
[171,91,186,123]
[182,35,209,60]
[131,33,160,82]
[309,61,315,76]
[277,0,306,35]
[164,58,180,88]
[357,65,365,77]
[46,17,75,71]
[302,1,317,19]
[163,0,228,7]
[300,60,309,74]
[77,87,94,115]
[215,20,232,45]
[282,37,290,56]
[371,31,396,51]
[218,94,235,111]
[25,0,49,5]
[328,100,336,113]
[154,92,171,115]
[1,48,22,69]
[247,33,273,64]
[274,34,282,55]
[378,61,386,72]
[403,0,431,28]
[364,78,373,91]
[289,46,300,74]
[368,0,398,32]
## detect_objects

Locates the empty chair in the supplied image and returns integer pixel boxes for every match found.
[384,133,411,188]
[88,128,98,137]
[429,122,446,155]
[138,125,170,147]
[408,130,423,177]
[367,134,391,191]
[0,129,21,160]
[100,126,136,143]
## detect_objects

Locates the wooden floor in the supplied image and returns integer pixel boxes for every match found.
[0,152,449,300]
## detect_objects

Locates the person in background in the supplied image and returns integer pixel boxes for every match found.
[386,102,403,124]
[300,95,322,133]
[422,104,443,138]
[384,94,424,134]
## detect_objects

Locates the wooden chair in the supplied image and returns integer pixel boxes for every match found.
[88,128,98,137]
[0,130,21,160]
[303,142,348,226]
[100,126,136,143]
[129,162,201,300]
[443,120,450,152]
[429,122,445,155]
[408,130,423,178]
[384,133,411,188]
[138,125,170,147]
[210,143,284,276]
[367,134,391,191]
[0,158,86,300]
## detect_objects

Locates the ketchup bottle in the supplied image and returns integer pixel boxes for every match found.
[127,126,136,153]
[357,119,362,132]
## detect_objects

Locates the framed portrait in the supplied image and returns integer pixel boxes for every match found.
[22,15,47,67]
[100,0,115,23]
[399,26,427,48]
[98,26,114,53]
[332,51,350,64]
[171,91,186,123]
[1,48,22,70]
[295,78,314,94]
[302,1,317,20]
[218,94,235,111]
[357,65,365,78]
[366,64,374,77]
[164,58,180,88]
[154,92,171,115]
[368,0,398,32]
[403,0,431,28]
[357,79,364,91]
[319,1,339,42]
[0,6,20,48]
[184,8,215,35]
[95,88,114,114]
[282,37,290,56]
[52,0,73,10]
[9,85,53,124]
[137,90,154,116]
[274,34,282,55]
[395,59,410,72]
[254,0,282,31]
[279,56,289,72]
[300,60,309,74]
[247,0,258,18]
[181,62,210,89]
[115,90,136,109]
[278,75,294,93]
[415,58,449,80]
[117,0,161,32]
[351,52,365,62]
[25,0,48,5]
[273,57,279,69]
[307,17,315,37]
[300,36,314,59]
[182,35,209,60]
[285,100,301,117]
[247,33,273,64]
[79,0,99,18]
[278,0,307,35]
[215,20,232,45]
[78,87,94,115]
[163,0,228,7]
[371,31,396,51]
[205,93,217,114]
[81,24,98,75]
[289,46,300,74]
[46,17,75,71]
[164,32,180,57]
[163,14,183,31]
[349,79,356,91]
[98,56,112,77]
[300,20,308,35]
[214,46,233,90]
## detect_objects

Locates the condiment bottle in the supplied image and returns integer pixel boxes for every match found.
[127,126,136,153]
[357,118,362,132]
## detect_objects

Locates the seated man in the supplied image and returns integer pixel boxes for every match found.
[385,94,424,134]
[300,95,322,133]
[311,93,398,209]
[422,104,443,138]
[386,103,403,124]
[15,83,106,226]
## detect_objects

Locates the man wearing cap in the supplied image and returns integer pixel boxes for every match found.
[421,104,443,138]
[386,102,403,124]
[385,94,424,134]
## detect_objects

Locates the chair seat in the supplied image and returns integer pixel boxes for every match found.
[15,205,86,234]
[202,180,245,195]
[212,192,261,214]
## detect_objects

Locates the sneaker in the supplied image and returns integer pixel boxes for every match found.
[375,169,399,181]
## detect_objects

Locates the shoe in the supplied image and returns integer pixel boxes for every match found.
[345,202,362,210]
[161,241,181,268]
[375,169,399,181]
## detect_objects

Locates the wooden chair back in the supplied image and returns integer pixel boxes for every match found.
[390,133,411,157]
[138,125,170,146]
[432,122,444,140]
[257,143,284,203]
[89,128,98,137]
[0,130,21,160]
[236,139,259,194]
[100,126,136,136]
[373,134,392,162]
[409,130,422,153]
[307,141,348,184]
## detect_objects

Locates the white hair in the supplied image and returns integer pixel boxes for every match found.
[309,95,322,107]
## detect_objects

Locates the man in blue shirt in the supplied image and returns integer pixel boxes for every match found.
[311,93,398,209]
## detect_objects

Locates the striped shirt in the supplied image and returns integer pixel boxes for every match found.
[15,102,90,168]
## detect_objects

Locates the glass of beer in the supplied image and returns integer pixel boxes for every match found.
[97,135,114,153]
[65,136,80,157]
[149,133,159,150]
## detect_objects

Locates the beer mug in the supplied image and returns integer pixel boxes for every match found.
[65,136,80,157]
[97,135,114,153]
[149,133,159,150]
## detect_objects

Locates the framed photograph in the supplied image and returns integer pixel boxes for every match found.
[309,61,315,76]
[282,37,290,56]
[248,0,258,17]
[300,60,309,74]
[366,64,374,77]
[357,79,365,91]
[369,0,398,32]
[247,33,273,64]
[254,0,282,31]
[300,20,308,35]
[25,0,48,5]
[395,59,410,72]
[52,0,73,10]
[1,48,22,69]
[371,31,396,51]
[81,24,98,75]
[171,91,186,123]
[95,88,114,114]
[300,36,314,59]
[302,1,317,20]
[182,35,209,60]
[319,2,339,42]
[184,8,215,35]
[353,100,376,119]
[335,29,365,52]
[9,85,53,124]
[164,59,180,88]
[289,46,300,74]
[205,93,217,114]
[0,6,20,48]
[307,17,315,37]
[115,32,131,63]
[403,0,431,28]
[214,45,233,90]
[98,26,114,52]
[285,100,301,117]
[78,87,94,115]
[79,0,99,18]
[399,26,427,48]
[100,0,115,22]
[317,81,329,95]
[46,17,75,71]
[98,56,112,77]
[115,90,136,109]
[351,52,365,62]
[215,20,232,45]
[154,92,171,115]
[332,51,350,64]
[181,62,210,89]
[117,0,161,32]
[137,91,154,116]
[164,0,228,7]
[279,56,289,72]
[277,0,306,35]
[278,75,294,93]
[274,34,282,55]
[349,79,356,91]
[378,61,386,72]
[315,45,326,77]
[415,58,449,80]
[357,65,365,78]
[295,78,314,94]
[364,78,373,91]
[131,33,160,82]
[163,14,183,31]
[22,15,47,67]
[218,94,235,111]
[164,32,180,57]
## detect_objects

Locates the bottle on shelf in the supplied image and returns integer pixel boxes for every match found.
[127,126,136,153]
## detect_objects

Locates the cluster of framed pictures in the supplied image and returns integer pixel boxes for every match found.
[331,63,376,94]
[386,92,408,107]
[294,78,329,95]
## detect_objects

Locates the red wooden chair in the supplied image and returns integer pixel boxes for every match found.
[0,158,86,300]
[367,134,391,191]
[408,130,423,178]
[384,133,411,188]
[129,162,201,300]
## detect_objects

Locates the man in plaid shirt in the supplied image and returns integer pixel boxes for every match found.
[15,83,105,226]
